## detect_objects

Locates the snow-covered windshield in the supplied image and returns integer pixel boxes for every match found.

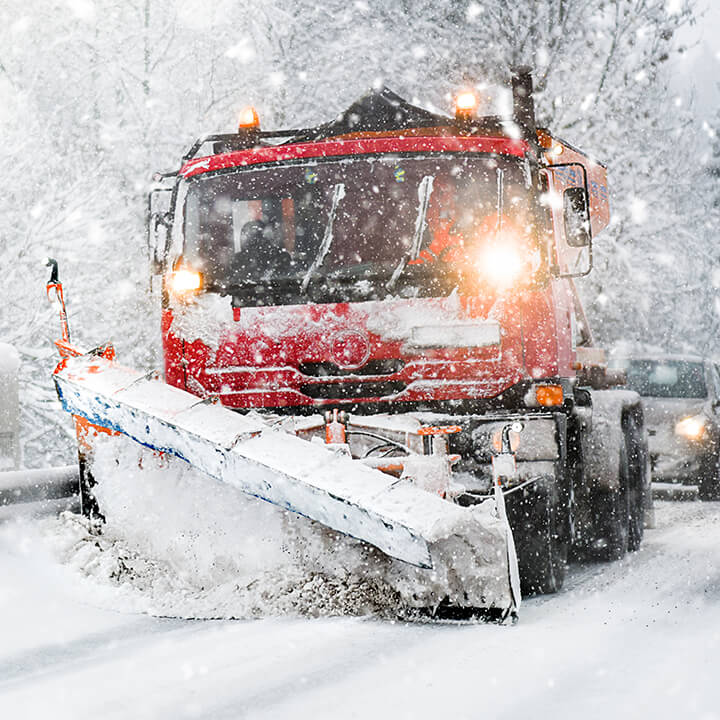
[617,359,707,399]
[181,154,534,304]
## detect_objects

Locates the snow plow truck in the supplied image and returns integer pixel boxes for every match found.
[49,68,650,620]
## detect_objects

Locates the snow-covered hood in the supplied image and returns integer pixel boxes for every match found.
[165,292,528,410]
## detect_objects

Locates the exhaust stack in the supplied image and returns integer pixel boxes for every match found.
[511,66,538,151]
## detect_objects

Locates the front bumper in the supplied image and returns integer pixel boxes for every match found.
[649,432,715,484]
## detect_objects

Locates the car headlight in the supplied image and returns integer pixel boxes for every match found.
[675,414,707,441]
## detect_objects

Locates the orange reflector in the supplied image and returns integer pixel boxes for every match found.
[536,128,553,149]
[238,105,260,130]
[536,384,564,407]
[417,425,462,436]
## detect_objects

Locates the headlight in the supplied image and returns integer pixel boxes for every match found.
[474,228,540,290]
[169,267,203,298]
[675,414,707,441]
[477,245,525,289]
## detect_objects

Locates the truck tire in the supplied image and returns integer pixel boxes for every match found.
[698,454,720,501]
[625,414,646,552]
[509,481,568,596]
[594,440,630,561]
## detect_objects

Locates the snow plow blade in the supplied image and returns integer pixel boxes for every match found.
[53,353,518,615]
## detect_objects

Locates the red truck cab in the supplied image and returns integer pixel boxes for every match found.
[154,79,608,416]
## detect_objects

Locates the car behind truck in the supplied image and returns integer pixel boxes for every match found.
[613,353,720,500]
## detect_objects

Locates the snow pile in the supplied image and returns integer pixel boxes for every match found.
[38,435,512,620]
[45,512,400,619]
[42,436,408,619]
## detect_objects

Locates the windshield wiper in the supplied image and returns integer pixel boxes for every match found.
[387,175,434,291]
[496,167,504,236]
[301,182,346,293]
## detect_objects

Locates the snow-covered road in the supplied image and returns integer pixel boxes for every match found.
[1,500,720,720]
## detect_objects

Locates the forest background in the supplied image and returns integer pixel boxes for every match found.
[0,0,713,467]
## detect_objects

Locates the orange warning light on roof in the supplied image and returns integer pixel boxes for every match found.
[455,91,479,119]
[238,105,260,130]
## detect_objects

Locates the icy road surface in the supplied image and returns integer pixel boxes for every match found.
[1,500,720,720]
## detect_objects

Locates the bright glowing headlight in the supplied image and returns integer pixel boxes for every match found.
[169,268,203,297]
[477,245,525,289]
[675,414,707,441]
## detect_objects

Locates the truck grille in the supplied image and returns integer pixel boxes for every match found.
[300,380,406,400]
[299,359,405,377]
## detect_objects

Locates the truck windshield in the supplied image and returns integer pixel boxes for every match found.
[182,154,534,304]
[617,359,707,399]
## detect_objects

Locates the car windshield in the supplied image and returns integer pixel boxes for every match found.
[615,359,707,399]
[181,153,534,304]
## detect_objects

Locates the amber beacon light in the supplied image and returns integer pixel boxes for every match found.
[455,90,479,121]
[238,105,261,131]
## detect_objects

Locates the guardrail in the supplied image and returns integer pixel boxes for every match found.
[0,465,80,521]
[0,342,20,470]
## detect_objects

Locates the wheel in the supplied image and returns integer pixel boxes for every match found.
[697,453,720,501]
[625,415,646,552]
[627,481,645,552]
[593,439,630,561]
[508,480,568,596]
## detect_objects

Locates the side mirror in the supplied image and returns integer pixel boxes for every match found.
[542,162,594,278]
[563,187,591,248]
[147,186,174,275]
